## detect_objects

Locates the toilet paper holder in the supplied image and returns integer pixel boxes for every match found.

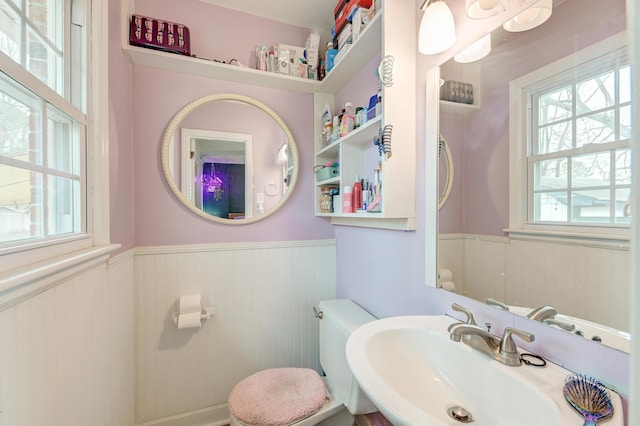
[172,294,214,329]
[172,306,214,326]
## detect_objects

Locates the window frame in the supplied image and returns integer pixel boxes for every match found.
[0,0,111,276]
[508,31,630,247]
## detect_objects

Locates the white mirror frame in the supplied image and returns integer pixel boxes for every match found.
[161,93,299,225]
[425,67,441,287]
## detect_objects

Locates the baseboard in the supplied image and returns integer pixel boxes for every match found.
[137,404,229,426]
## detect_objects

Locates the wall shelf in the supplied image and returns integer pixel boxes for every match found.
[121,8,382,95]
[439,99,481,114]
[122,45,322,94]
[315,115,382,157]
[318,11,383,94]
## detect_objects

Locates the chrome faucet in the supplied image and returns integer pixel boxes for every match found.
[448,323,535,367]
[527,305,558,322]
[527,305,575,331]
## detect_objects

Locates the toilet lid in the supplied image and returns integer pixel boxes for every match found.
[228,367,327,426]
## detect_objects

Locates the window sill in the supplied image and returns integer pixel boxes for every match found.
[504,228,630,250]
[0,243,120,311]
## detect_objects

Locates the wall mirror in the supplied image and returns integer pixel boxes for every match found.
[436,0,631,352]
[162,93,298,224]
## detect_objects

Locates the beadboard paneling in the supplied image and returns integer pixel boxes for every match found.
[0,253,135,426]
[438,234,629,332]
[134,240,337,424]
[436,234,465,294]
[506,238,629,331]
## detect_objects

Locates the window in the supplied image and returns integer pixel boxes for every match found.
[509,33,631,241]
[1,0,86,249]
[0,0,107,271]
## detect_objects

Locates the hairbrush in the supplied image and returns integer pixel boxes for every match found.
[563,374,613,425]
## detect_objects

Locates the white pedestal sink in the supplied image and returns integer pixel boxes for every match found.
[346,315,624,425]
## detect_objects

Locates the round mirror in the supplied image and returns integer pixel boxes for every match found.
[161,93,299,224]
[438,134,454,209]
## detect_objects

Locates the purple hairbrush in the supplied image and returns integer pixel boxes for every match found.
[563,374,613,425]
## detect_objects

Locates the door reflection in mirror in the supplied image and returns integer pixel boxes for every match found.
[181,129,253,219]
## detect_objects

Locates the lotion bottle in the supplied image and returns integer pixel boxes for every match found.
[342,185,354,213]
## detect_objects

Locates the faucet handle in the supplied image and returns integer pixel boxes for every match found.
[500,327,535,355]
[486,298,510,311]
[542,318,576,332]
[452,303,477,325]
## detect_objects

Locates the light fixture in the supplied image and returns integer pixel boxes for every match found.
[466,0,505,19]
[419,0,456,55]
[202,165,225,200]
[503,0,552,32]
[277,142,288,164]
[454,33,492,63]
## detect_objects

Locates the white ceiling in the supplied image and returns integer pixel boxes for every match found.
[199,0,337,31]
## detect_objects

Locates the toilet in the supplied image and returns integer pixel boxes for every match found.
[228,299,377,426]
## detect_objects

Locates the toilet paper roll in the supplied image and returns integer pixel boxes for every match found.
[440,281,456,292]
[177,311,202,329]
[438,269,453,282]
[179,294,202,314]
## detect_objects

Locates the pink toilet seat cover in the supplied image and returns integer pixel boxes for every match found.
[229,367,327,426]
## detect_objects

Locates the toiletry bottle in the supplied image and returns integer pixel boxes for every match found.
[362,182,370,211]
[354,107,363,128]
[352,174,362,211]
[338,108,346,137]
[323,120,333,145]
[342,185,354,213]
[331,116,339,141]
[343,102,355,135]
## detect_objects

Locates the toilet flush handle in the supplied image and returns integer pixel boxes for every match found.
[313,306,323,319]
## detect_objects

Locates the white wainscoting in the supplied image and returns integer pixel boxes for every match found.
[134,240,337,425]
[0,251,135,426]
[438,234,629,332]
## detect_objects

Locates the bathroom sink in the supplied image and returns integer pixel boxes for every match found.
[346,315,624,426]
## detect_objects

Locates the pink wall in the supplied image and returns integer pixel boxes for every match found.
[134,0,317,68]
[440,0,627,235]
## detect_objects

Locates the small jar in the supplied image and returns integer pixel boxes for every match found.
[319,186,333,213]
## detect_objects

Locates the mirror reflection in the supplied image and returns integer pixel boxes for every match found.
[162,94,298,224]
[437,0,630,351]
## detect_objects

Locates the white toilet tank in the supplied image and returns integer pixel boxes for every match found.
[318,299,377,414]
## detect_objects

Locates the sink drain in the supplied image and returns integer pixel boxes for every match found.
[447,406,474,423]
